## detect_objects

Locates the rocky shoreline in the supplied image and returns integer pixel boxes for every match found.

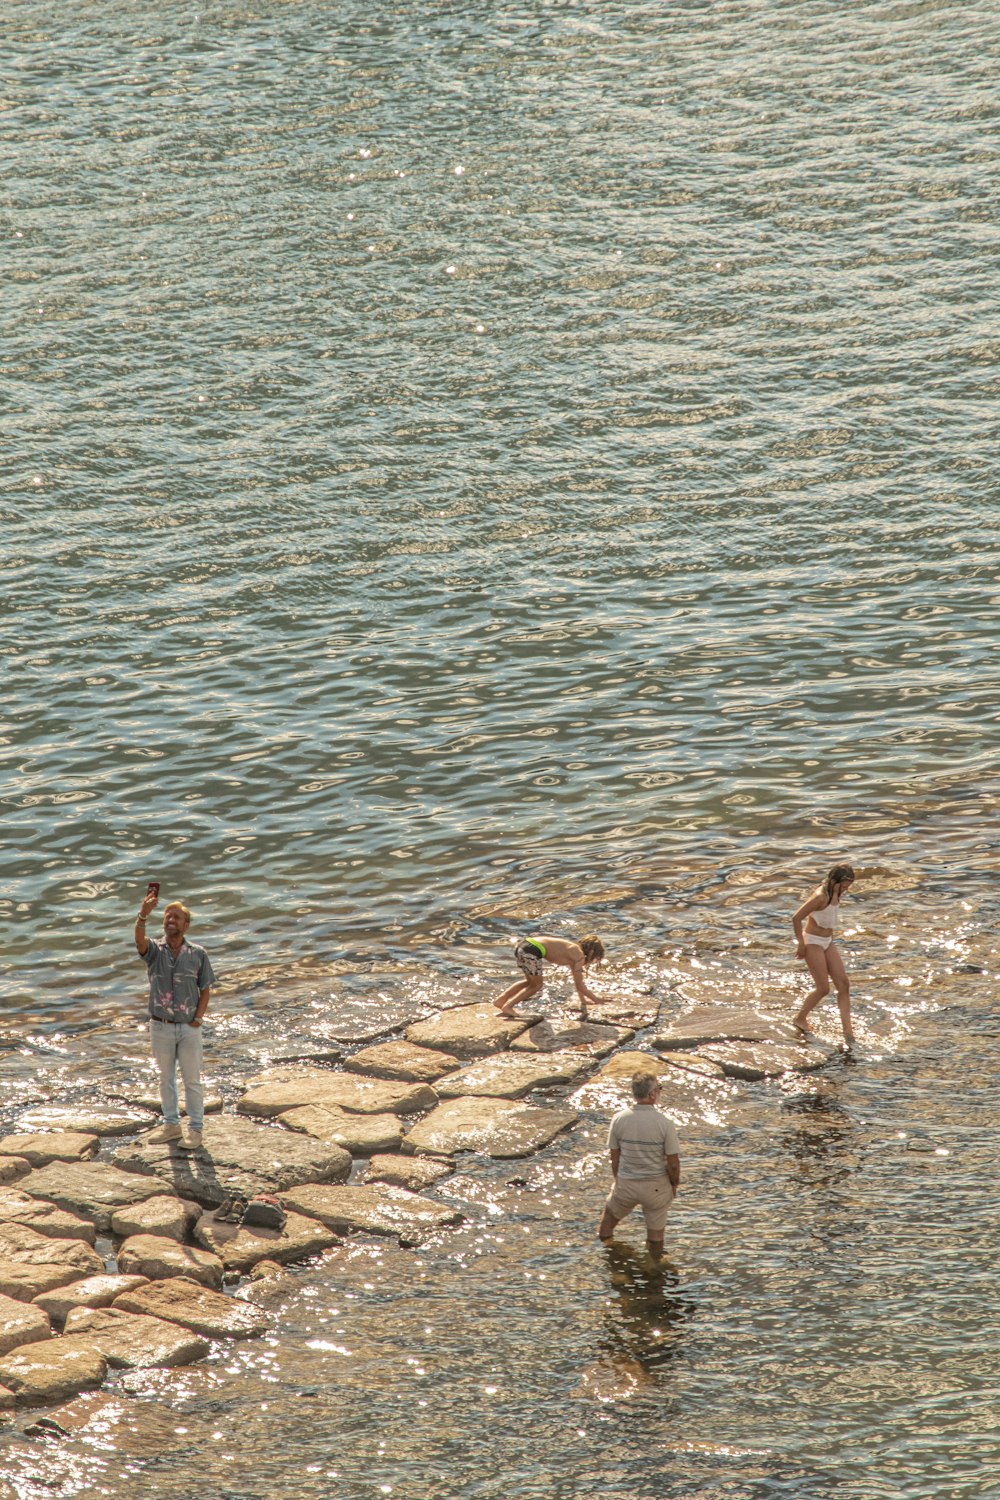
[0,997,829,1427]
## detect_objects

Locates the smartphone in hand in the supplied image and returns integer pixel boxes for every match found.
[146,881,160,901]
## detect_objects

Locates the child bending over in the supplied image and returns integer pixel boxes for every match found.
[492,934,605,1020]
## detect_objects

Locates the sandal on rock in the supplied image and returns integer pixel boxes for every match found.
[214,1195,248,1223]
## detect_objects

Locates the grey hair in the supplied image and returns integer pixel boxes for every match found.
[631,1070,659,1101]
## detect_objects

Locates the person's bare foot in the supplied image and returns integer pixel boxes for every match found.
[792,1016,814,1038]
[496,1006,519,1018]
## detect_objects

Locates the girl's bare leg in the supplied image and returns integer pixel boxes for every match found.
[492,977,531,1013]
[793,946,830,1033]
[825,944,853,1046]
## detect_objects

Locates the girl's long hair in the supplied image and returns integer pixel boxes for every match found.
[823,864,855,903]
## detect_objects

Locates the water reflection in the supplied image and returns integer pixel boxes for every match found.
[598,1243,698,1376]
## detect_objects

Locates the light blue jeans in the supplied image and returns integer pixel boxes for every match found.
[149,1020,204,1130]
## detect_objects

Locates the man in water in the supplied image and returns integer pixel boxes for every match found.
[597,1070,681,1261]
[134,889,215,1150]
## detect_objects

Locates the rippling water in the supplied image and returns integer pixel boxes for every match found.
[2,0,999,1495]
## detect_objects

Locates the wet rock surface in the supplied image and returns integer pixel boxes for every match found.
[276,1104,403,1155]
[435,1051,592,1099]
[111,1116,352,1207]
[654,1006,805,1050]
[281,1183,463,1243]
[17,1161,165,1233]
[344,1040,462,1083]
[111,1276,270,1339]
[0,1189,98,1245]
[62,1305,209,1368]
[404,1003,539,1059]
[15,1106,154,1138]
[116,1233,224,1290]
[405,1097,579,1158]
[0,1224,104,1302]
[238,1068,437,1119]
[0,1336,107,1406]
[194,1209,339,1274]
[361,1155,454,1192]
[31,1275,150,1330]
[511,1018,634,1056]
[0,1294,51,1358]
[109,1194,202,1242]
[0,1133,99,1168]
[691,1040,827,1080]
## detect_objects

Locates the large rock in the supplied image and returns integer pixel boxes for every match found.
[116,1234,223,1291]
[112,1278,269,1340]
[238,1070,436,1119]
[111,1116,352,1208]
[0,1294,50,1357]
[110,1196,202,1243]
[0,1336,106,1406]
[0,1224,103,1302]
[405,1098,578,1159]
[405,1004,539,1059]
[276,1106,402,1156]
[343,1041,461,1084]
[0,1188,98,1244]
[63,1306,208,1369]
[435,1051,591,1100]
[18,1162,165,1233]
[511,1019,634,1057]
[654,1007,805,1050]
[0,1158,30,1186]
[599,1051,679,1080]
[362,1156,453,1192]
[688,1041,827,1080]
[15,1106,154,1138]
[281,1184,462,1244]
[32,1276,150,1330]
[194,1210,339,1275]
[0,1133,99,1167]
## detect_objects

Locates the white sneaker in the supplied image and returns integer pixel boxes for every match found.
[179,1127,203,1150]
[148,1122,182,1144]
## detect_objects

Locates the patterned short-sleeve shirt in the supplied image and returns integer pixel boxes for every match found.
[139,937,216,1022]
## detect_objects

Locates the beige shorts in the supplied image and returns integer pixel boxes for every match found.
[604,1175,675,1237]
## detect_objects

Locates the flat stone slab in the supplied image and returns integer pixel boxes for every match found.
[654,1006,806,1050]
[238,1069,437,1119]
[600,1050,679,1080]
[344,1041,461,1084]
[22,1390,201,1454]
[16,1106,154,1138]
[511,1019,634,1057]
[405,1004,539,1059]
[0,1159,30,1186]
[0,1293,51,1357]
[32,1276,150,1330]
[110,1195,202,1243]
[0,1224,104,1302]
[689,1041,828,1080]
[112,1116,352,1208]
[117,1234,224,1290]
[0,1189,97,1244]
[0,1336,106,1407]
[0,1134,99,1167]
[405,1098,578,1159]
[361,1156,453,1192]
[112,1278,269,1339]
[194,1210,339,1274]
[282,1184,462,1244]
[435,1051,592,1100]
[63,1306,209,1369]
[277,1105,403,1156]
[19,1162,165,1234]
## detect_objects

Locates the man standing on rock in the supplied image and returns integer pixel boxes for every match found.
[597,1070,681,1262]
[134,887,215,1150]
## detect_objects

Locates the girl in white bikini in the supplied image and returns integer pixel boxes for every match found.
[792,863,856,1048]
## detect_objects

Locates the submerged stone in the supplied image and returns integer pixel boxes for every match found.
[344,1040,462,1084]
[0,1133,99,1168]
[238,1069,437,1119]
[0,1189,97,1245]
[111,1115,352,1208]
[277,1105,403,1156]
[116,1233,224,1290]
[361,1156,453,1192]
[435,1051,592,1100]
[112,1278,269,1340]
[281,1183,462,1244]
[404,1004,539,1059]
[405,1097,578,1159]
[0,1336,106,1407]
[63,1306,209,1369]
[0,1294,51,1358]
[0,1224,104,1303]
[194,1210,339,1274]
[18,1162,165,1234]
[511,1019,634,1057]
[32,1275,150,1330]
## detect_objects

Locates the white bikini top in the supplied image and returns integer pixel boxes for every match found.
[812,901,839,930]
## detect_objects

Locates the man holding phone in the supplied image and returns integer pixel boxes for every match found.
[134,885,215,1150]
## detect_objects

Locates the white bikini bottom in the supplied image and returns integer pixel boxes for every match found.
[805,932,833,951]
